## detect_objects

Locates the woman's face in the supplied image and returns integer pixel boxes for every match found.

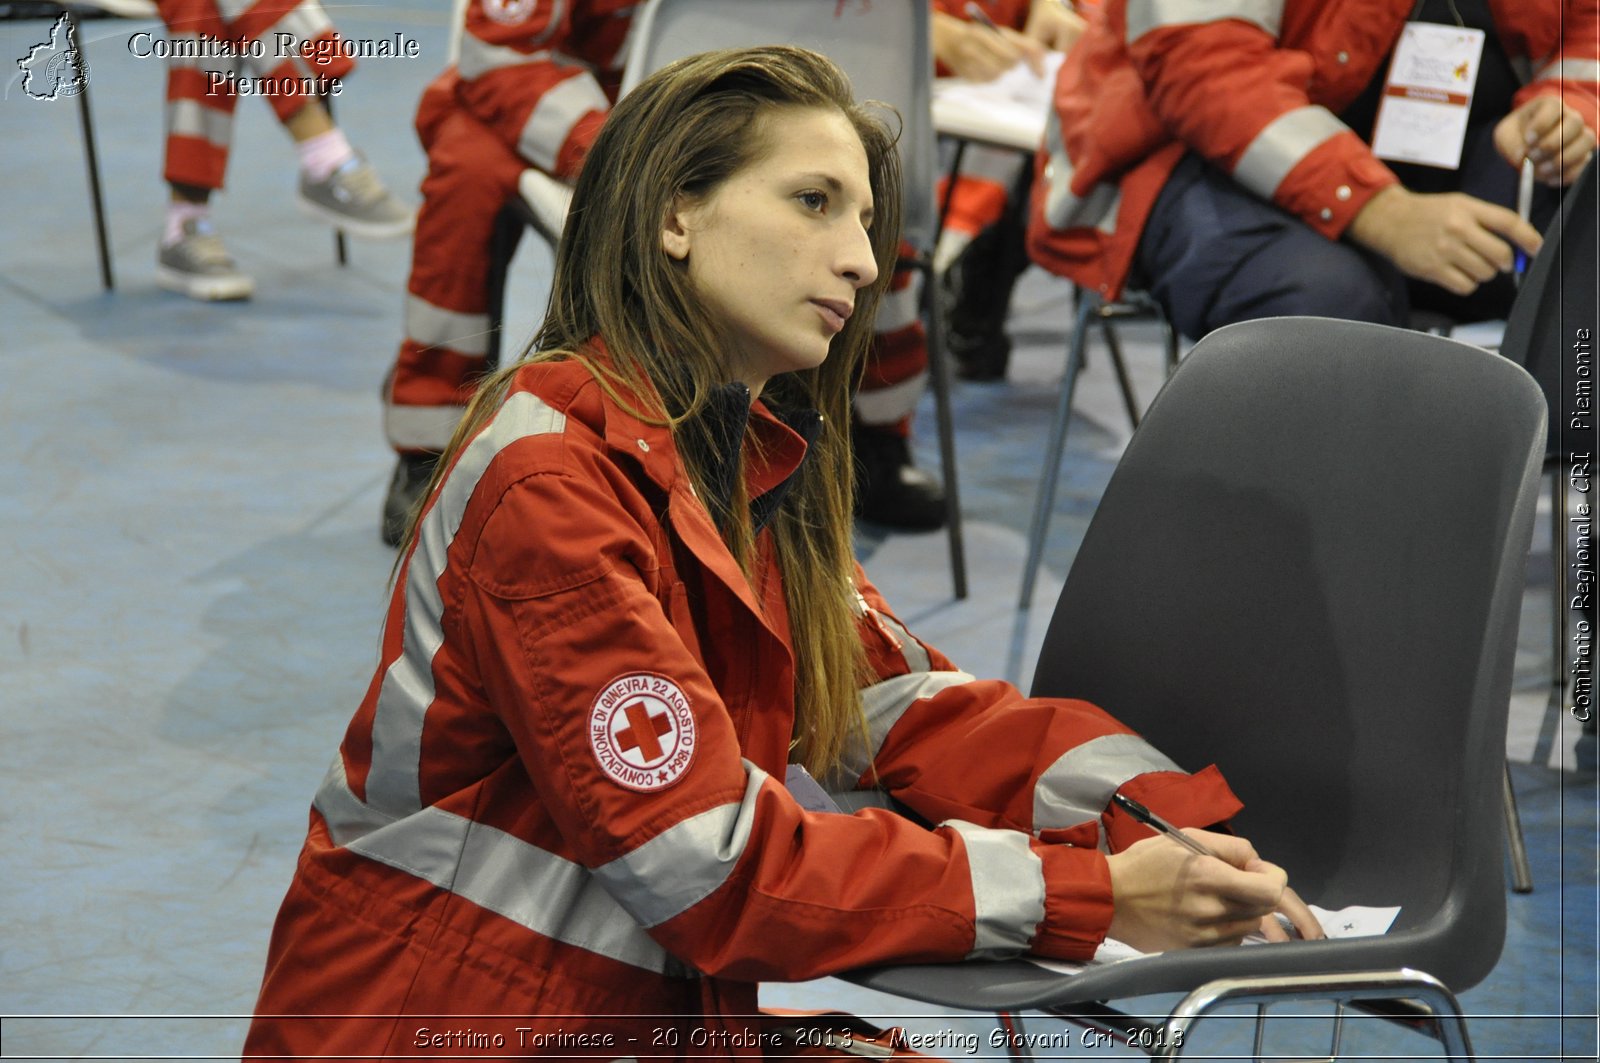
[662,106,880,398]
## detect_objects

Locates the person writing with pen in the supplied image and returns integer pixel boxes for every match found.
[244,44,1322,1058]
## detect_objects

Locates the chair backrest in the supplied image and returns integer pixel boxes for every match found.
[1499,157,1597,459]
[619,0,938,252]
[1030,317,1546,993]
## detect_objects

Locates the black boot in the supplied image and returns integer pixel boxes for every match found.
[853,424,946,531]
[943,172,1034,382]
[381,452,440,547]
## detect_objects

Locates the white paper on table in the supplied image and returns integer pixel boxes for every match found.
[1026,904,1403,976]
[932,51,1064,151]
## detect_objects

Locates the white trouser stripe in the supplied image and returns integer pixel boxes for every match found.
[1126,0,1283,44]
[253,6,334,77]
[1534,58,1600,84]
[1231,104,1348,200]
[458,36,555,81]
[517,71,611,174]
[167,99,233,149]
[405,294,492,357]
[853,372,927,426]
[366,391,567,816]
[384,403,472,453]
[947,820,1046,958]
[592,763,767,928]
[874,281,921,335]
[314,759,683,975]
[1032,731,1183,840]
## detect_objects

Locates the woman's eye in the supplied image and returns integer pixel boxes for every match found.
[798,191,828,212]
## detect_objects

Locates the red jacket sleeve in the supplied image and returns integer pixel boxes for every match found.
[841,569,1244,856]
[1513,0,1600,133]
[1120,2,1397,238]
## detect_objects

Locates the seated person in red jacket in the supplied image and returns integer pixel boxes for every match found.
[1029,0,1598,340]
[244,45,1319,1056]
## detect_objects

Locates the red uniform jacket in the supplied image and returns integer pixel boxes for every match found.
[1028,0,1600,299]
[245,353,1241,1057]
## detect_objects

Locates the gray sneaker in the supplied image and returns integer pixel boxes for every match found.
[298,156,415,240]
[156,218,255,301]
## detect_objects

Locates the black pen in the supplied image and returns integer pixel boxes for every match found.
[964,1,1002,32]
[1111,792,1220,859]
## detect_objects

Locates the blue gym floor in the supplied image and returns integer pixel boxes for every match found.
[1,4,1595,1059]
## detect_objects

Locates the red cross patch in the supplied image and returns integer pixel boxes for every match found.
[589,673,697,792]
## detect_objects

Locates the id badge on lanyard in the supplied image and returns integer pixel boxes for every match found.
[1370,19,1486,169]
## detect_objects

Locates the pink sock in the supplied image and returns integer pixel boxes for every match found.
[163,200,211,247]
[297,128,357,182]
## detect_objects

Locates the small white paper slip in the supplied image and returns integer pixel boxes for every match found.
[784,764,844,814]
[1025,904,1403,976]
[1371,22,1486,170]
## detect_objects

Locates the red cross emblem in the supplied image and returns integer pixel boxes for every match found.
[589,674,697,791]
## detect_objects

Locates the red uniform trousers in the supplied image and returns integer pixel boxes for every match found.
[157,0,353,192]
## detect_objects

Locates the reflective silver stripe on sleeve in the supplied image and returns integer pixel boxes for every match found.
[517,72,612,174]
[405,294,491,358]
[1039,109,1122,233]
[1033,732,1183,838]
[364,391,568,818]
[829,670,979,786]
[869,607,931,673]
[947,820,1045,958]
[314,760,685,975]
[1533,58,1600,84]
[591,763,767,928]
[166,99,233,149]
[1231,105,1349,200]
[1126,0,1283,43]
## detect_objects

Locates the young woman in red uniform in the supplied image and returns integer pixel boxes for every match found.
[245,45,1318,1058]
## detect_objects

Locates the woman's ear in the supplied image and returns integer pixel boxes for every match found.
[661,195,694,261]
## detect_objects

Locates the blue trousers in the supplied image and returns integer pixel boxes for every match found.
[1135,129,1549,340]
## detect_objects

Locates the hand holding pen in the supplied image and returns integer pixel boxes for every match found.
[1105,792,1324,951]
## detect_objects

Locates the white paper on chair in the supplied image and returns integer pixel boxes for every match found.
[932,51,1063,151]
[1026,904,1402,976]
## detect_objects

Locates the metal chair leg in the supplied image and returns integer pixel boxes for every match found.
[1504,760,1534,894]
[996,1012,1032,1061]
[1019,290,1098,609]
[1097,314,1141,430]
[67,12,114,291]
[915,253,969,600]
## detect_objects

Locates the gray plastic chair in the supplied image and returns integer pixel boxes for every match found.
[845,317,1547,1059]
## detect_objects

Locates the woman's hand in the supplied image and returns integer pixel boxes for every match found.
[1494,96,1597,187]
[1105,830,1295,952]
[1254,883,1325,942]
[932,10,1047,81]
[1023,0,1087,53]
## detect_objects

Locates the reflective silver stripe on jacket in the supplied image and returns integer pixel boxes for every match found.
[517,70,612,174]
[1232,105,1349,199]
[1033,732,1183,843]
[946,820,1045,958]
[314,759,688,976]
[592,763,767,928]
[365,390,568,819]
[1039,109,1123,234]
[1533,57,1600,84]
[1126,0,1284,43]
[826,670,980,787]
[404,294,491,357]
[254,3,334,77]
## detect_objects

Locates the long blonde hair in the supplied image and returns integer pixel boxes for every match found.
[402,47,904,777]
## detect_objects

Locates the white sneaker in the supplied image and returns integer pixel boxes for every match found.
[156,218,255,301]
[298,156,415,240]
